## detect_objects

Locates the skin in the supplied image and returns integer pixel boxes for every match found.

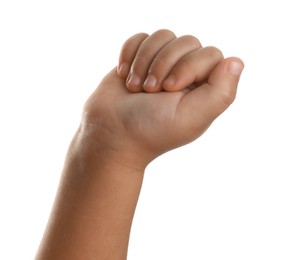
[35,29,244,259]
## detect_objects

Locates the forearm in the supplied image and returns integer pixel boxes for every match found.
[35,128,145,260]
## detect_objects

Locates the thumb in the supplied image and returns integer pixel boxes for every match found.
[207,57,244,113]
[177,57,244,131]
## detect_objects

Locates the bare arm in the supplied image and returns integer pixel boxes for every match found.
[35,126,144,259]
[35,29,244,259]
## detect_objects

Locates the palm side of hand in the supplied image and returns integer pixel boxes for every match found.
[82,31,243,168]
[83,69,214,164]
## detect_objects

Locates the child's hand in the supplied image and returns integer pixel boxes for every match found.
[36,31,244,258]
[83,29,244,170]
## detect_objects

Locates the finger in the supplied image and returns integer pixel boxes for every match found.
[142,35,201,92]
[117,33,149,78]
[177,57,244,135]
[162,46,224,92]
[126,29,176,92]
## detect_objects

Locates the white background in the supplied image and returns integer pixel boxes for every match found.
[0,0,285,259]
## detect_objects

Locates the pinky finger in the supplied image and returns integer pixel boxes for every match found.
[117,33,149,78]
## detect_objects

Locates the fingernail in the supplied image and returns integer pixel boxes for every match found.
[127,73,141,87]
[228,61,244,76]
[118,63,129,77]
[144,74,157,88]
[163,75,176,89]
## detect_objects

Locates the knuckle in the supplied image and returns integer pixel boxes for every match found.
[152,29,176,39]
[120,33,149,60]
[127,32,148,42]
[218,89,236,108]
[204,46,224,60]
[178,35,202,48]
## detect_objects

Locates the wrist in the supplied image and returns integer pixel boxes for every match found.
[66,123,148,175]
[71,119,155,173]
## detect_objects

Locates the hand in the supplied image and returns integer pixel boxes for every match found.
[82,29,244,170]
[36,31,244,259]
